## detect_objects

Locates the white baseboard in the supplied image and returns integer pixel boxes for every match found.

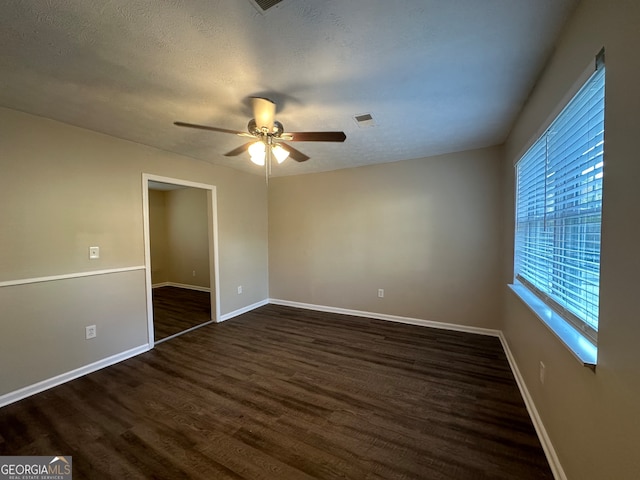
[0,344,150,408]
[268,298,501,337]
[220,299,269,322]
[152,282,210,293]
[498,333,566,480]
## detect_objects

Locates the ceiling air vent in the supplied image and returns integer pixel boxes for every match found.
[248,0,285,13]
[353,113,376,128]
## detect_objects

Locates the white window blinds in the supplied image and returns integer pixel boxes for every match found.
[514,56,605,343]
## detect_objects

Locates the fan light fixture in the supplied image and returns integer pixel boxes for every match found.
[272,144,290,164]
[248,141,266,166]
[248,141,290,166]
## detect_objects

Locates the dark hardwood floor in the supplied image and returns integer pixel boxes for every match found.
[153,286,212,341]
[0,305,553,479]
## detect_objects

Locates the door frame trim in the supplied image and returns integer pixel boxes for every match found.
[141,173,221,347]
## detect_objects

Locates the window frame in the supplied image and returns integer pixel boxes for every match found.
[512,50,605,361]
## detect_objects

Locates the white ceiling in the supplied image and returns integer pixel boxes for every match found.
[0,0,578,177]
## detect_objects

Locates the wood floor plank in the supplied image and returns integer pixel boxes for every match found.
[153,286,212,341]
[0,304,553,479]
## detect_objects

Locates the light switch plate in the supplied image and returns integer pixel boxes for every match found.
[89,246,100,259]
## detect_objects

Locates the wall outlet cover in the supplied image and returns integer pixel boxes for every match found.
[86,325,97,339]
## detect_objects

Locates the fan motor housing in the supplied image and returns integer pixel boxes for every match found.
[248,119,284,137]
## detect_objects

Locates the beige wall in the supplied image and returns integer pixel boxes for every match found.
[0,107,268,396]
[166,188,210,288]
[149,188,210,288]
[501,1,640,478]
[269,147,503,329]
[0,270,148,391]
[149,189,169,284]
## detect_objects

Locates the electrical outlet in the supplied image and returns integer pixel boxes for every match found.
[378,289,384,298]
[192,270,196,277]
[89,246,99,259]
[237,285,243,294]
[86,325,97,340]
[539,361,546,384]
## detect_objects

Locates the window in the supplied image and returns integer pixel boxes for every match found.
[514,52,605,346]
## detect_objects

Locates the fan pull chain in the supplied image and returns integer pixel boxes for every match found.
[265,146,270,185]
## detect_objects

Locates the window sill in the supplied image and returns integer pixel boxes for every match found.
[508,283,597,370]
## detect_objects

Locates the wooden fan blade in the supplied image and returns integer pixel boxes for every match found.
[224,142,255,157]
[251,97,276,131]
[280,142,310,162]
[287,131,346,142]
[174,121,244,135]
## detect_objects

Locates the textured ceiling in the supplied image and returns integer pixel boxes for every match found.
[0,0,578,177]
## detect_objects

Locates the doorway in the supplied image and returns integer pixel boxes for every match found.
[142,174,220,346]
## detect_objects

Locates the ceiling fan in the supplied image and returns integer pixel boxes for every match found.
[174,97,346,175]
